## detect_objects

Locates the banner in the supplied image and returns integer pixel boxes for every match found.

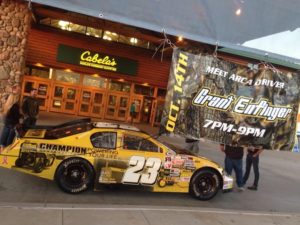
[160,49,300,150]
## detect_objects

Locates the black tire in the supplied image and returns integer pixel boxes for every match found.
[55,157,94,194]
[189,169,221,200]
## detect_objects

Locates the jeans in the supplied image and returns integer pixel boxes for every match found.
[225,156,243,188]
[243,153,259,187]
[0,125,16,147]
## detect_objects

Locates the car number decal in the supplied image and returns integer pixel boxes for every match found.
[122,156,162,185]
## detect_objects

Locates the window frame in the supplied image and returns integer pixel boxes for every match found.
[122,133,159,153]
[90,131,117,150]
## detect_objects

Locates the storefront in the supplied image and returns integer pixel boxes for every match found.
[22,25,170,125]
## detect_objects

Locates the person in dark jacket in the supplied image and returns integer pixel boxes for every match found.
[220,143,245,191]
[22,88,39,128]
[243,146,263,190]
[0,103,22,147]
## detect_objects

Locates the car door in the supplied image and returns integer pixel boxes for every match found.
[118,131,165,186]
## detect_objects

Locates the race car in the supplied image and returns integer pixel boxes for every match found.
[0,119,233,200]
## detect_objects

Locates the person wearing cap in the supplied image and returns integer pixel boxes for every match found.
[0,85,22,147]
[22,87,39,128]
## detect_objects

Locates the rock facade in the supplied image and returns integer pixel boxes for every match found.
[0,0,31,111]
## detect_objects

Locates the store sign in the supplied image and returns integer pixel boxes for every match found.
[56,44,138,76]
[160,48,300,150]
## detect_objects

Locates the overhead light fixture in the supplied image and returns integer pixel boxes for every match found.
[130,37,138,44]
[64,69,72,72]
[95,34,99,38]
[58,20,69,27]
[178,36,183,42]
[112,32,117,36]
[86,32,90,36]
[35,63,44,67]
[142,83,149,86]
[118,78,124,82]
[105,31,111,34]
[235,8,242,16]
[103,35,112,41]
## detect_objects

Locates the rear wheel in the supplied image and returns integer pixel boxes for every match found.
[189,169,220,200]
[55,157,94,194]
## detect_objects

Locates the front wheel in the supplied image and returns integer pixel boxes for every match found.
[55,157,94,194]
[189,169,220,200]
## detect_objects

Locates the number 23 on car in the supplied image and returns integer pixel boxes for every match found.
[0,119,233,200]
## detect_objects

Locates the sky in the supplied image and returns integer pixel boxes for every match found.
[243,28,300,62]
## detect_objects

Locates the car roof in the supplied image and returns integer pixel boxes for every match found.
[93,122,140,132]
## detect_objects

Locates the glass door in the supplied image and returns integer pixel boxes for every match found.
[151,99,165,126]
[79,89,92,116]
[105,94,129,121]
[90,91,105,118]
[22,76,51,111]
[79,89,106,118]
[50,83,79,114]
[64,87,78,114]
[117,96,129,121]
[128,96,143,123]
[36,82,50,110]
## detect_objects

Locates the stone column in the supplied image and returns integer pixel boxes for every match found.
[0,0,31,112]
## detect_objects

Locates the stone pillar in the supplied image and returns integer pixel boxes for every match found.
[0,0,31,111]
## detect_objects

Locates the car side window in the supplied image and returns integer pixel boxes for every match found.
[123,134,159,152]
[90,132,117,149]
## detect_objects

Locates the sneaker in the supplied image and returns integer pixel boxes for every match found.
[247,185,257,191]
[238,187,245,192]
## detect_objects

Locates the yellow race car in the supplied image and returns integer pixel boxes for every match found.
[0,119,233,200]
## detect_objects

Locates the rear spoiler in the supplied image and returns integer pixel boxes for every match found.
[24,118,91,130]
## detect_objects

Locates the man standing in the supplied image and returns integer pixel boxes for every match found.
[0,84,22,147]
[243,146,263,190]
[220,144,244,191]
[22,88,39,128]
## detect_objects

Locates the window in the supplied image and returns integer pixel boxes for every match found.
[123,134,159,152]
[134,84,154,96]
[109,80,131,92]
[25,65,50,79]
[83,75,106,88]
[157,88,167,98]
[91,132,117,149]
[53,69,81,84]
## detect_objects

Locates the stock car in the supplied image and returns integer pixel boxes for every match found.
[0,119,233,200]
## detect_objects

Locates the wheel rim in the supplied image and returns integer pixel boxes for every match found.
[197,173,216,195]
[62,164,88,187]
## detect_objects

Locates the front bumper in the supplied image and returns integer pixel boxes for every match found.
[222,174,234,190]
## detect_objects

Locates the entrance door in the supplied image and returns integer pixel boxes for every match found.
[150,99,165,126]
[128,96,143,123]
[50,83,79,114]
[79,89,106,118]
[105,94,129,121]
[141,97,154,123]
[22,77,50,111]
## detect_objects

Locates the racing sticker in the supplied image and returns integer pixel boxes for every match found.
[160,48,300,150]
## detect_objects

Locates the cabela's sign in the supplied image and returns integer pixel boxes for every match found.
[56,44,138,76]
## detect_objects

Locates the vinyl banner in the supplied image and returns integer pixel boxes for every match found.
[160,48,300,150]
